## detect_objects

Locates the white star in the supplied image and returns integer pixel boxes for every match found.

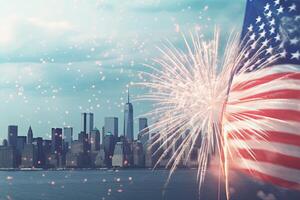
[277,6,284,14]
[244,51,250,58]
[259,23,265,30]
[290,37,299,45]
[269,18,275,26]
[275,33,281,41]
[291,50,300,60]
[250,33,256,40]
[289,3,296,12]
[264,3,270,11]
[296,15,300,21]
[266,46,273,55]
[280,49,287,58]
[259,30,266,38]
[269,27,275,35]
[256,16,262,23]
[251,41,257,49]
[248,24,253,32]
[274,0,280,6]
[262,39,268,47]
[265,10,272,18]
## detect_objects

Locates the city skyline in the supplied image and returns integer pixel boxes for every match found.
[3,97,147,143]
[0,102,153,169]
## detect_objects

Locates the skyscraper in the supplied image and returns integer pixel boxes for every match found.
[8,125,18,148]
[138,118,149,148]
[138,118,148,132]
[81,113,94,134]
[123,90,134,141]
[90,128,100,151]
[51,128,63,155]
[104,117,118,138]
[103,133,115,167]
[27,126,33,144]
[63,127,73,148]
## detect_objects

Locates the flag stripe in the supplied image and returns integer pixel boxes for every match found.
[239,169,300,190]
[232,65,300,85]
[235,149,300,170]
[226,99,300,112]
[227,130,300,146]
[224,119,300,137]
[226,109,300,122]
[233,159,300,184]
[229,140,300,159]
[232,72,300,92]
[236,89,300,101]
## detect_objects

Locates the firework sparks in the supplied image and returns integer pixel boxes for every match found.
[136,28,280,198]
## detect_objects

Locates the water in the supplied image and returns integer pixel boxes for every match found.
[0,169,299,200]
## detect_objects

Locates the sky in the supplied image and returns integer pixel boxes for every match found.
[0,0,246,140]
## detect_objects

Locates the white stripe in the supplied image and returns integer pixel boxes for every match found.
[228,79,300,102]
[232,64,300,86]
[223,119,300,137]
[226,99,300,113]
[235,159,300,184]
[228,140,300,158]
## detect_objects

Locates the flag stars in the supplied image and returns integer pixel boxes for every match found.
[265,10,272,18]
[266,46,273,55]
[248,24,254,32]
[259,30,266,38]
[264,3,270,11]
[296,15,300,21]
[250,33,256,41]
[291,50,300,60]
[289,4,296,12]
[256,16,262,23]
[259,23,265,30]
[274,34,281,42]
[280,49,287,58]
[244,51,250,58]
[277,6,284,14]
[269,27,275,35]
[274,0,280,6]
[290,37,299,45]
[269,18,275,26]
[251,42,257,49]
[261,39,268,47]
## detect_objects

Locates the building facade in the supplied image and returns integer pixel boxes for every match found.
[123,91,134,141]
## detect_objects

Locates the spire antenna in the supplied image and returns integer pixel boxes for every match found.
[127,87,130,103]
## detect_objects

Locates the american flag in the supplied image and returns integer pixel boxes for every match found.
[224,0,300,190]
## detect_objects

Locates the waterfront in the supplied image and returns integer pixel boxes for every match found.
[1,169,300,200]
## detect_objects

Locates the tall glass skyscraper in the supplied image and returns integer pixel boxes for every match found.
[138,118,149,147]
[123,90,134,141]
[104,117,118,138]
[63,127,73,148]
[81,113,94,134]
[8,125,18,148]
[51,128,63,155]
[27,126,33,144]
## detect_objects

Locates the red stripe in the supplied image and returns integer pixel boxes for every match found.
[232,73,300,92]
[237,89,300,101]
[227,130,300,146]
[226,109,300,122]
[238,168,300,190]
[235,149,300,170]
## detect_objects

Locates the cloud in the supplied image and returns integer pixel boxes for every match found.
[27,17,73,32]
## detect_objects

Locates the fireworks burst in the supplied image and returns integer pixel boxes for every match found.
[136,28,280,198]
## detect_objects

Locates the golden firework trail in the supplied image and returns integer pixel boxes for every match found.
[135,28,280,199]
